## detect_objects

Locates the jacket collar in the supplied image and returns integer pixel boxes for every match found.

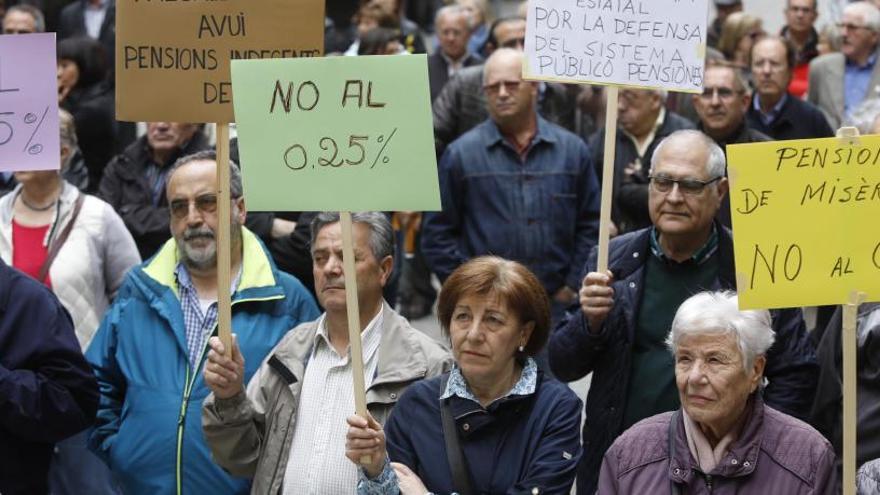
[484,115,557,150]
[670,394,764,483]
[136,227,281,301]
[267,302,436,391]
[610,222,733,284]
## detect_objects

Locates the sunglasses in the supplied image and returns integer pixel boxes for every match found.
[169,194,218,219]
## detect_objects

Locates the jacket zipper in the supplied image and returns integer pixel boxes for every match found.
[173,295,281,494]
[703,473,714,493]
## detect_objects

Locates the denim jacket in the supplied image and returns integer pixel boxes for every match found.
[422,117,600,294]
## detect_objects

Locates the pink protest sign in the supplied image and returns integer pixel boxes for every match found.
[0,33,60,171]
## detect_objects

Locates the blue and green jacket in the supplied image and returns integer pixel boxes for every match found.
[86,229,320,495]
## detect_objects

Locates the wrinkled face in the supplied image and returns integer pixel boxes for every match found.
[493,19,526,50]
[147,122,198,157]
[841,8,880,62]
[2,10,36,34]
[450,292,533,386]
[618,89,662,137]
[311,222,391,314]
[752,39,792,101]
[785,0,818,34]
[675,332,764,432]
[167,160,244,271]
[437,12,470,60]
[57,59,79,93]
[484,52,537,126]
[693,67,749,138]
[648,136,727,238]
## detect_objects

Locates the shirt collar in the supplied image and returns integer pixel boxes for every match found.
[440,357,538,403]
[485,115,556,150]
[174,262,242,295]
[847,51,878,70]
[621,107,665,158]
[313,304,385,360]
[650,224,719,265]
[752,91,787,115]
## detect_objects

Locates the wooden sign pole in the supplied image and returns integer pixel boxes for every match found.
[216,123,233,355]
[596,86,619,273]
[339,211,371,465]
[843,290,865,495]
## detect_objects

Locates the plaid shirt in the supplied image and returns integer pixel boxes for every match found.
[175,263,241,369]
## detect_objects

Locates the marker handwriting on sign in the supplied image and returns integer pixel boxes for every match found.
[269,79,387,113]
[282,129,398,172]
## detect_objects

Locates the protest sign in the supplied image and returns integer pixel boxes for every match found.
[728,135,880,310]
[523,0,709,92]
[231,54,441,212]
[115,0,323,122]
[0,33,60,172]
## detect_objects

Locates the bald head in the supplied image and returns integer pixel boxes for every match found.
[483,48,537,128]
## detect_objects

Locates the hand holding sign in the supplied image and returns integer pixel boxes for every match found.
[0,33,60,172]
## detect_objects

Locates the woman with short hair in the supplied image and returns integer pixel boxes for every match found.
[598,291,835,493]
[346,256,582,494]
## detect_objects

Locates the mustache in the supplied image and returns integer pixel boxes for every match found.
[184,227,214,241]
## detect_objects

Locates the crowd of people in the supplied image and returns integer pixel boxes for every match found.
[1,0,879,493]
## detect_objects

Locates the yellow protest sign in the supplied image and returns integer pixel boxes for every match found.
[728,136,880,310]
[115,0,323,123]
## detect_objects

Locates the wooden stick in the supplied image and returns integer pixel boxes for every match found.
[596,86,619,273]
[842,291,864,495]
[216,123,233,355]
[339,211,371,465]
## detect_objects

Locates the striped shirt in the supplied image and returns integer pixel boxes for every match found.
[283,307,384,495]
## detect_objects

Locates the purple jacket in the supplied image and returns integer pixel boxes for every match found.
[598,395,837,494]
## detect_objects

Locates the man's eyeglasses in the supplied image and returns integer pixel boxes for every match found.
[169,194,218,219]
[698,87,742,101]
[483,80,523,95]
[837,23,873,32]
[649,175,722,195]
[500,37,526,49]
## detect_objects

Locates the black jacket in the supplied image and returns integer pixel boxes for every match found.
[0,258,98,495]
[427,51,482,102]
[587,111,695,233]
[700,122,772,227]
[98,133,211,259]
[61,81,117,192]
[746,93,834,141]
[432,64,576,156]
[549,225,819,495]
[810,303,880,469]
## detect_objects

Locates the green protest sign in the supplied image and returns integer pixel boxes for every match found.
[231,54,441,212]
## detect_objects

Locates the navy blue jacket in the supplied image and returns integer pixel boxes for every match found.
[548,225,819,495]
[422,117,601,295]
[384,372,582,494]
[0,258,99,494]
[746,93,834,141]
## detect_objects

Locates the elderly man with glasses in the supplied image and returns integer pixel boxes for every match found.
[809,1,880,128]
[549,130,818,495]
[86,150,320,495]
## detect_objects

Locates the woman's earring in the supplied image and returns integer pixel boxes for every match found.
[518,345,524,352]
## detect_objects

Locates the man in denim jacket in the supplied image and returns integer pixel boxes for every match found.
[422,48,601,320]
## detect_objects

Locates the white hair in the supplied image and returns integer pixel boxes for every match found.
[847,1,880,33]
[666,291,775,369]
[435,5,473,30]
[650,130,727,179]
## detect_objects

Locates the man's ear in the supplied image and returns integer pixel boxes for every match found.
[234,196,247,224]
[379,255,393,286]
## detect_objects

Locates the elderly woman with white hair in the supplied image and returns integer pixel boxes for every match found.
[598,291,836,494]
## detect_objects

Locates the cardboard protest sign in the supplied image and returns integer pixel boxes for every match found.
[115,0,323,123]
[523,0,709,92]
[728,136,880,310]
[0,33,60,172]
[231,54,441,212]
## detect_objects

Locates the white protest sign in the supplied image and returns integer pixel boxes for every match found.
[523,0,709,92]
